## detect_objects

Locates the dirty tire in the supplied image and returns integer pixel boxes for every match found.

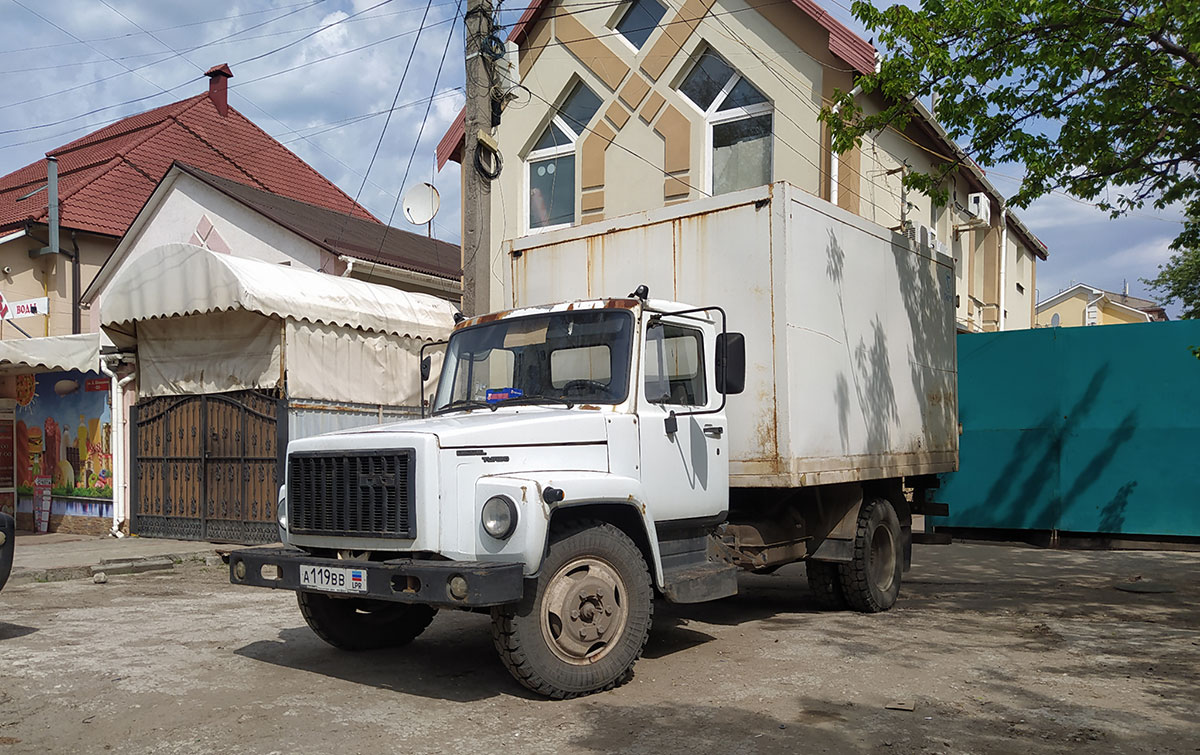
[805,559,848,610]
[491,520,653,699]
[839,498,902,613]
[297,592,436,651]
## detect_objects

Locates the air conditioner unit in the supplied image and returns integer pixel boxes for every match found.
[967,193,992,226]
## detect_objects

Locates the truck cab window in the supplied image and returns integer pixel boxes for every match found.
[644,323,707,406]
[434,310,634,412]
[449,348,514,402]
[550,345,612,388]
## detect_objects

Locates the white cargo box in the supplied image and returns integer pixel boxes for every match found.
[504,182,957,487]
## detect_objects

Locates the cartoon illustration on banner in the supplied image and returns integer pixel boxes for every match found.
[0,370,112,519]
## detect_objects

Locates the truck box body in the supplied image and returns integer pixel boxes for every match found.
[504,182,958,488]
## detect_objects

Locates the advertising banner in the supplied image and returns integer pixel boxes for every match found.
[4,370,113,513]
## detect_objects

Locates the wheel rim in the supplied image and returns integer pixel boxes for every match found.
[540,556,630,666]
[869,522,897,593]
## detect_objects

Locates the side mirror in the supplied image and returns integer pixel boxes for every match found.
[715,332,746,395]
[420,356,432,382]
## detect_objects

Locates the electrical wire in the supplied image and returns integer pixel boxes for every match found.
[0,0,320,56]
[0,3,470,77]
[520,85,712,199]
[0,0,326,115]
[371,0,464,276]
[329,0,439,257]
[0,0,400,138]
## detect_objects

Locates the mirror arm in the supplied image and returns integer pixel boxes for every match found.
[418,339,449,419]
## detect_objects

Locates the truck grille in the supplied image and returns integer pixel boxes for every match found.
[288,451,414,539]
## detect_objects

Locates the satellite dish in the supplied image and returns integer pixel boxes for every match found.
[402,182,440,225]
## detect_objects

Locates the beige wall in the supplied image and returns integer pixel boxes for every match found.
[1100,303,1150,325]
[479,0,1040,324]
[1038,293,1087,328]
[0,229,116,341]
[1036,291,1150,328]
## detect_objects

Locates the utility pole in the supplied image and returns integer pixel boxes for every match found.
[462,0,497,317]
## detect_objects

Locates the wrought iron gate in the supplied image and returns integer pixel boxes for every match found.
[131,389,286,543]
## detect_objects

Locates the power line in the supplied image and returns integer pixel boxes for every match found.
[0,3,464,77]
[0,8,448,141]
[0,0,326,115]
[228,19,455,91]
[330,0,440,257]
[374,0,464,273]
[0,1,320,55]
[520,85,712,200]
[11,0,175,96]
[235,0,396,67]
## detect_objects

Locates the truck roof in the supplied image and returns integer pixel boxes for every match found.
[455,297,705,330]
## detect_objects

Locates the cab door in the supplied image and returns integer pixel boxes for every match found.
[636,316,728,523]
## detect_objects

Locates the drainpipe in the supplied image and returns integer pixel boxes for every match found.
[99,357,135,537]
[47,157,58,338]
[998,201,1008,331]
[830,53,881,207]
[70,231,81,334]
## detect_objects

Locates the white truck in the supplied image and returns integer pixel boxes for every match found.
[230,182,957,698]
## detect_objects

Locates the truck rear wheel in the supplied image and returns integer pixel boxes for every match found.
[297,592,436,651]
[491,520,653,699]
[839,498,903,613]
[805,560,848,609]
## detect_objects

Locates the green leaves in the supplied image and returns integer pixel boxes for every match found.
[825,0,1200,244]
[1144,222,1200,318]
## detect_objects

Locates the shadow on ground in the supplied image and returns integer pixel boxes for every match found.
[0,622,38,641]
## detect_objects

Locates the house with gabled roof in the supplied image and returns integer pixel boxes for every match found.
[438,0,1048,332]
[1036,283,1169,328]
[81,162,462,322]
[1,64,456,340]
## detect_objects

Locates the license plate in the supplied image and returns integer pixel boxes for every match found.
[300,564,368,594]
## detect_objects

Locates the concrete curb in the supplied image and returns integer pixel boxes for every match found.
[8,549,221,586]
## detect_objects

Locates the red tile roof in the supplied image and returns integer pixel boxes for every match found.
[1,83,377,237]
[436,0,876,167]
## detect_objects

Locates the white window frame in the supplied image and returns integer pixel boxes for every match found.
[608,0,667,54]
[525,114,584,234]
[677,55,773,195]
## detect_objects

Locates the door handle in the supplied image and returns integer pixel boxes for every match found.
[702,425,724,438]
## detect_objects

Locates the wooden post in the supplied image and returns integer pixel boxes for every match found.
[462,0,496,317]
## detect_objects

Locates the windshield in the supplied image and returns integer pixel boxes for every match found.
[433,309,635,413]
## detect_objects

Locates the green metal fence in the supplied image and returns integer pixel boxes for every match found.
[931,320,1200,538]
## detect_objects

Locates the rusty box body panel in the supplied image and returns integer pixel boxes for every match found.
[504,182,957,488]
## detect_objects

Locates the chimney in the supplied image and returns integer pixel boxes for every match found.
[205,64,233,117]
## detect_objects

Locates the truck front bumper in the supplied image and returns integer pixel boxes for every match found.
[229,547,525,608]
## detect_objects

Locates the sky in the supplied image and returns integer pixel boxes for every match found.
[0,0,1186,317]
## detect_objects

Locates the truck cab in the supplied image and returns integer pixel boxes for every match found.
[232,293,753,697]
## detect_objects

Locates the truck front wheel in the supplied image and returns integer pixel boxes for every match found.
[839,498,903,613]
[491,520,653,699]
[297,592,436,650]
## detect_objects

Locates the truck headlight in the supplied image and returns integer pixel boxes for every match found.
[277,486,288,530]
[481,495,517,540]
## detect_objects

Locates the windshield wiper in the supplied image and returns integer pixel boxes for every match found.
[434,399,497,414]
[499,395,575,409]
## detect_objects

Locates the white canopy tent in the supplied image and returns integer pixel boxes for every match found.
[0,333,100,376]
[101,244,457,406]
